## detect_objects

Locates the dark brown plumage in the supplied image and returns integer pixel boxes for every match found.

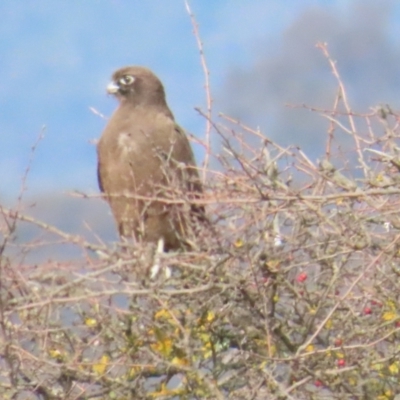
[97,66,203,250]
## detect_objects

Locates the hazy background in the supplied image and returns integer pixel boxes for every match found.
[2,0,400,260]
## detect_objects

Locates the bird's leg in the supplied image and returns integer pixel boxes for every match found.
[150,237,171,279]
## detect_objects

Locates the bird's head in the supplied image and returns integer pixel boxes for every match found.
[107,66,167,106]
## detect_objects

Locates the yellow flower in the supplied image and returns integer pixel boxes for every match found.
[85,318,97,327]
[382,311,397,321]
[305,345,314,353]
[93,354,109,375]
[48,348,65,361]
[389,362,399,375]
[154,309,170,320]
[151,337,173,357]
[234,239,244,248]
[171,356,189,366]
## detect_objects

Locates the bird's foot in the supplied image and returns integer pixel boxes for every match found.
[150,238,171,279]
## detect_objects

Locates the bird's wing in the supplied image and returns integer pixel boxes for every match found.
[97,160,105,192]
[172,124,203,191]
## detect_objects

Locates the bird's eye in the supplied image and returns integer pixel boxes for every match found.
[119,75,135,85]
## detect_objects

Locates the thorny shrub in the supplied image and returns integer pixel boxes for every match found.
[2,51,400,400]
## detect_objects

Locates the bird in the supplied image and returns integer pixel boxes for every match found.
[97,66,203,251]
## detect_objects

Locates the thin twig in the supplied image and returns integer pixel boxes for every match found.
[185,0,213,183]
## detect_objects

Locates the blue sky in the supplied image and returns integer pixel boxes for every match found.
[2,0,400,203]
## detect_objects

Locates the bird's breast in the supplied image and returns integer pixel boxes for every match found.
[117,131,139,156]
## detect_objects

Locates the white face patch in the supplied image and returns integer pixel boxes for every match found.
[117,132,137,155]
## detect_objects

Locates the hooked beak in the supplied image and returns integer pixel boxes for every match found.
[106,82,119,94]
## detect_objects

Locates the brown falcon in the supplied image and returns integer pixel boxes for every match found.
[97,66,203,250]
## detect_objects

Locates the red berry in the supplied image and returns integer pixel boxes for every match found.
[364,307,372,315]
[314,380,323,387]
[337,359,346,367]
[334,338,343,346]
[296,272,307,283]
